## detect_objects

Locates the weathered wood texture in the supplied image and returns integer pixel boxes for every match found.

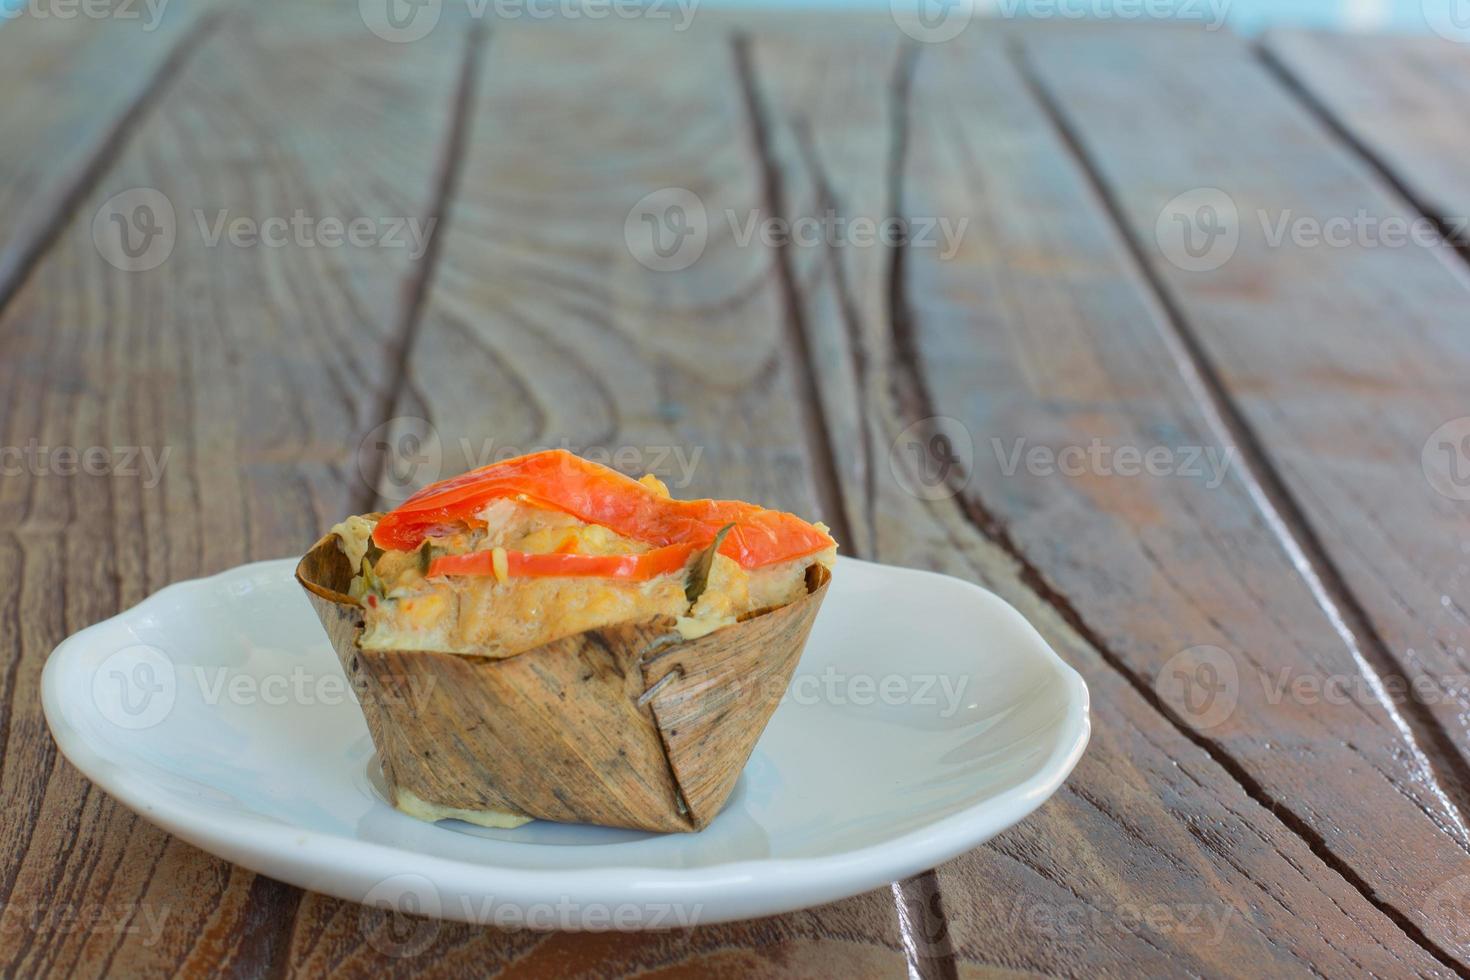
[278,24,919,978]
[0,9,466,975]
[13,8,1470,977]
[745,26,1460,975]
[1021,28,1470,961]
[1263,30,1470,228]
[0,2,216,301]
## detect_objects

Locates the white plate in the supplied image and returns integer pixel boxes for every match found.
[42,556,1088,930]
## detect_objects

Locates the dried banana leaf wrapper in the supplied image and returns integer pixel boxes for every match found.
[295,530,830,832]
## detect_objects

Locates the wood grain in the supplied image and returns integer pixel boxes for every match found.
[743,26,1459,976]
[1263,30,1470,232]
[278,23,918,978]
[0,0,220,307]
[2,8,467,975]
[14,10,1470,976]
[1021,27,1470,962]
[0,2,221,307]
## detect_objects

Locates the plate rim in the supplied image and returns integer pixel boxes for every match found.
[42,555,1091,927]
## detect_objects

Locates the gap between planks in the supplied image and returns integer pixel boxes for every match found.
[0,8,226,326]
[1255,40,1470,278]
[731,35,858,551]
[7,13,489,977]
[266,19,489,978]
[1235,40,1470,836]
[1007,37,1470,978]
[0,13,905,973]
[732,32,959,980]
[0,6,226,955]
[734,19,1470,976]
[25,13,1464,972]
[354,22,489,517]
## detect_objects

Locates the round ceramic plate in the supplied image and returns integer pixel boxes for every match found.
[42,556,1089,930]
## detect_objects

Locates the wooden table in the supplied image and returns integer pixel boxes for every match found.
[5,3,1470,975]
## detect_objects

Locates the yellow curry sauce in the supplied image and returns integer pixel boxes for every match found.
[333,480,835,659]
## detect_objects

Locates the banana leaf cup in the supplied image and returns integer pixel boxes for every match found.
[296,482,832,833]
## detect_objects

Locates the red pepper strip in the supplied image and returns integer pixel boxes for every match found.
[428,542,697,581]
[374,449,834,568]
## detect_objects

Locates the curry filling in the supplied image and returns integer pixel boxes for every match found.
[333,477,835,659]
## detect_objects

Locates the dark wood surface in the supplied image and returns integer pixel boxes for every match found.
[5,6,1469,977]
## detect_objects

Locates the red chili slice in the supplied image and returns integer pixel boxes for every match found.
[374,449,833,569]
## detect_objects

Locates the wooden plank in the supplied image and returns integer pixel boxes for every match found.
[907,24,1470,964]
[1022,27,1470,963]
[276,24,919,977]
[1263,30,1470,230]
[0,1,217,305]
[1,9,467,976]
[744,27,1460,975]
